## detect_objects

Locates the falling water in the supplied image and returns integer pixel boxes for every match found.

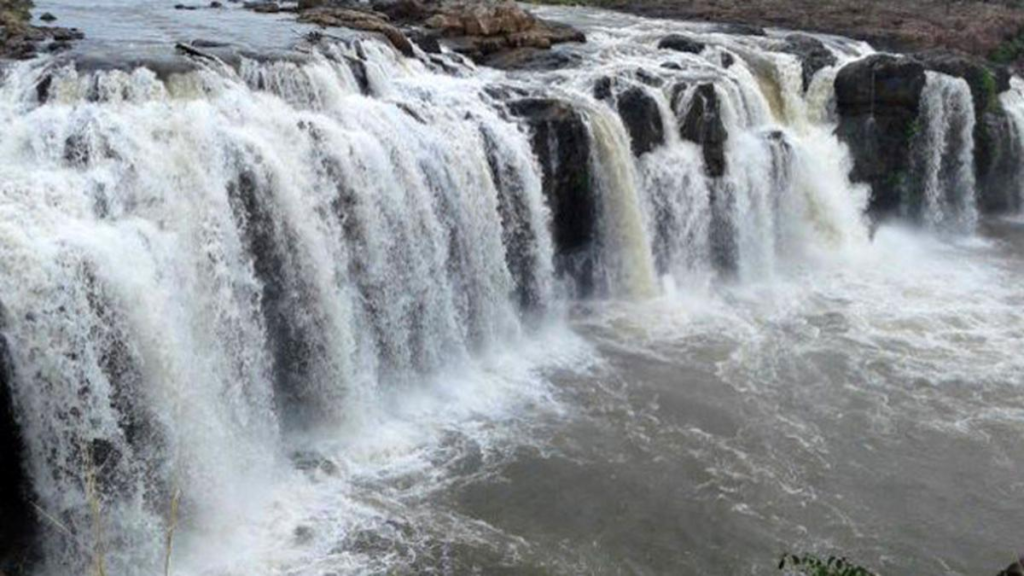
[912,71,978,232]
[0,3,1016,575]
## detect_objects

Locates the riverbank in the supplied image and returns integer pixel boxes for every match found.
[530,0,1024,66]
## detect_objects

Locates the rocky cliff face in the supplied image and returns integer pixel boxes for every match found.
[0,301,34,576]
[834,51,1016,219]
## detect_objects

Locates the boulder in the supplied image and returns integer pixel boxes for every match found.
[781,34,837,92]
[676,83,728,178]
[0,301,35,574]
[0,0,83,59]
[423,0,584,61]
[482,46,582,71]
[507,98,598,296]
[657,33,704,54]
[834,54,926,217]
[616,86,665,156]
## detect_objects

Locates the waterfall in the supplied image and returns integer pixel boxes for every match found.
[999,77,1024,214]
[0,7,1000,574]
[911,72,978,232]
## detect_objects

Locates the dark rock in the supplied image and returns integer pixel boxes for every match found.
[913,51,1017,214]
[38,11,55,21]
[482,46,581,70]
[998,558,1024,576]
[834,54,927,218]
[658,33,704,54]
[616,85,665,156]
[721,52,735,68]
[661,61,683,71]
[174,3,200,10]
[676,83,728,178]
[712,23,765,36]
[593,76,614,101]
[210,1,223,7]
[781,34,837,92]
[975,103,1022,213]
[0,301,36,575]
[508,98,598,297]
[407,29,441,54]
[371,0,427,22]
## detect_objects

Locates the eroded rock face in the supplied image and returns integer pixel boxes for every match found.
[616,86,665,157]
[508,98,598,296]
[0,301,35,575]
[675,83,728,178]
[834,54,926,218]
[780,34,837,92]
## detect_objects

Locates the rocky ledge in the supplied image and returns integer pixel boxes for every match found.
[249,0,585,62]
[0,0,83,59]
[833,50,1019,217]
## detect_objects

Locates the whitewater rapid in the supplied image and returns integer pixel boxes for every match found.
[0,3,1023,575]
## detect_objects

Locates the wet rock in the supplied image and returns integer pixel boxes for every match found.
[712,23,765,37]
[482,46,581,70]
[834,54,926,218]
[913,50,1017,214]
[407,29,441,54]
[998,558,1024,576]
[657,33,704,54]
[0,0,83,59]
[38,11,54,21]
[593,76,614,101]
[508,98,598,296]
[0,301,36,574]
[371,0,427,22]
[676,83,728,178]
[781,34,836,92]
[616,85,664,156]
[299,7,415,56]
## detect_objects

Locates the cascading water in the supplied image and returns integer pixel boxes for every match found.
[1,3,1022,575]
[911,71,979,232]
[999,76,1024,213]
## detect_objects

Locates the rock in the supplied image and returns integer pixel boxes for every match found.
[616,86,665,157]
[0,301,35,574]
[0,0,83,60]
[781,34,837,92]
[834,54,926,218]
[975,103,1021,213]
[916,50,1010,117]
[482,46,581,70]
[676,83,728,178]
[244,1,280,13]
[423,0,584,61]
[298,7,415,57]
[371,0,427,22]
[407,29,441,54]
[712,23,765,37]
[593,76,614,101]
[998,558,1024,576]
[508,98,598,296]
[657,33,704,54]
[38,11,54,21]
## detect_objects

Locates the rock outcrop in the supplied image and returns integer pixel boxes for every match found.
[0,0,83,59]
[0,301,35,575]
[507,98,598,296]
[834,54,926,218]
[614,86,665,157]
[675,83,728,178]
[834,50,1018,217]
[658,34,704,54]
[288,0,584,63]
[780,34,837,92]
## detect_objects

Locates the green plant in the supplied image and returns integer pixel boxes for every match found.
[779,553,878,576]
